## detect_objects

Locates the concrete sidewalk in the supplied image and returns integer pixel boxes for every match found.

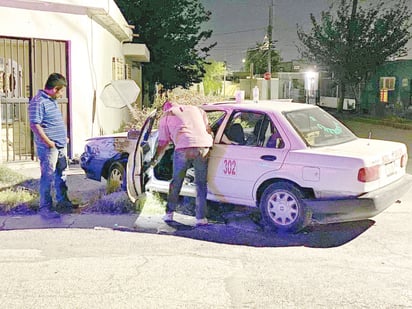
[0,213,139,231]
[1,162,142,231]
[0,162,244,233]
[0,211,225,234]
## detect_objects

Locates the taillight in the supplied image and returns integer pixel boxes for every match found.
[400,154,407,168]
[358,165,380,182]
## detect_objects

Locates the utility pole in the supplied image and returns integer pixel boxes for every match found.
[223,61,226,97]
[267,0,273,100]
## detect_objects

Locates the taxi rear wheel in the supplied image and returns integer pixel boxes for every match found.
[260,182,309,233]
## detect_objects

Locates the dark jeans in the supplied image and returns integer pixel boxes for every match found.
[166,147,209,219]
[36,144,69,209]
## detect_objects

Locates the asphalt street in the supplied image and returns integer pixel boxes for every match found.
[0,188,411,308]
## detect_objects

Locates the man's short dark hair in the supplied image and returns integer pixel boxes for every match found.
[45,73,67,90]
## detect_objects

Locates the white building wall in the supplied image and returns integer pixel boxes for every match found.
[0,1,147,159]
[240,78,279,100]
[67,15,131,154]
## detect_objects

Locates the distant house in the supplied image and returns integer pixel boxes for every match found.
[361,59,412,116]
[239,58,412,117]
[0,0,150,163]
[239,60,317,103]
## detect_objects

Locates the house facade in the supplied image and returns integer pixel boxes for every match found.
[0,0,149,163]
[361,59,412,116]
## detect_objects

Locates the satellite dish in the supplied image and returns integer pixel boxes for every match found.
[100,80,140,109]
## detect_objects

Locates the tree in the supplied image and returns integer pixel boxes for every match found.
[243,42,281,76]
[203,60,225,96]
[297,0,412,113]
[115,0,216,105]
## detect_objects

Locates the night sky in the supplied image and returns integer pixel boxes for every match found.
[200,0,412,71]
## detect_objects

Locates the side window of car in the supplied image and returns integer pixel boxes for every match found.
[250,115,270,146]
[206,110,226,138]
[219,111,282,147]
[237,112,284,149]
[264,120,285,149]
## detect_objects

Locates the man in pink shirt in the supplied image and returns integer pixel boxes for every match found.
[153,101,213,226]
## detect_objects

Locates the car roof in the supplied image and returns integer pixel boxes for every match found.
[201,100,316,113]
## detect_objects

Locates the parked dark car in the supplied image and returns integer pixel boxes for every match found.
[80,131,139,190]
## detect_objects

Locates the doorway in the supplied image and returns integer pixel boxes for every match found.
[0,36,68,163]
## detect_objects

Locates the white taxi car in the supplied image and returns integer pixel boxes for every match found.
[126,100,412,232]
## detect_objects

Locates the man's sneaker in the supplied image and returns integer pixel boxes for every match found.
[196,218,208,226]
[162,212,174,222]
[39,208,61,219]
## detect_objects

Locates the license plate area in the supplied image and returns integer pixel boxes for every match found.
[385,161,396,176]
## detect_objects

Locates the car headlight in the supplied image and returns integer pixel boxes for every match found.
[80,152,91,164]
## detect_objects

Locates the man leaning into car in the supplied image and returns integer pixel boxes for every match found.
[152,100,213,226]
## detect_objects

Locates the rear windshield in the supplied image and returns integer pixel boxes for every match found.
[284,107,356,147]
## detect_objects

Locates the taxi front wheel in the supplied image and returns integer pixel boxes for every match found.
[260,181,310,233]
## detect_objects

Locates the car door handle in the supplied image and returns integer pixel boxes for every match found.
[260,155,277,161]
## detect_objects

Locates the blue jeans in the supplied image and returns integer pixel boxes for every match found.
[36,144,69,209]
[166,147,209,219]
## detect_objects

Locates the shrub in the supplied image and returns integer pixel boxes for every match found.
[126,88,225,130]
[106,178,122,194]
[0,187,38,214]
[0,165,28,189]
[83,191,136,214]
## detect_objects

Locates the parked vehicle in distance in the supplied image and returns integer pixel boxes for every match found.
[80,132,138,190]
[126,100,412,233]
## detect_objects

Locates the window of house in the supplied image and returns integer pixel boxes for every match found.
[380,77,396,90]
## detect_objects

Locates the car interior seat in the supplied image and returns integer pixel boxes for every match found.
[153,147,174,180]
[266,131,284,148]
[227,123,246,145]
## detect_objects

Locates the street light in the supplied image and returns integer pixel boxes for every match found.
[242,58,254,78]
[266,1,273,99]
[243,58,255,99]
[304,70,318,104]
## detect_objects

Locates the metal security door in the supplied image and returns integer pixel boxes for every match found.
[0,36,68,163]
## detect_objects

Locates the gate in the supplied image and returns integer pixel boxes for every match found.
[0,37,68,163]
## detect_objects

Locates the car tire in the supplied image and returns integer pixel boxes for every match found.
[259,181,310,233]
[108,161,126,191]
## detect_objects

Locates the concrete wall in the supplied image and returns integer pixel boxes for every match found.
[318,96,356,110]
[240,78,279,100]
